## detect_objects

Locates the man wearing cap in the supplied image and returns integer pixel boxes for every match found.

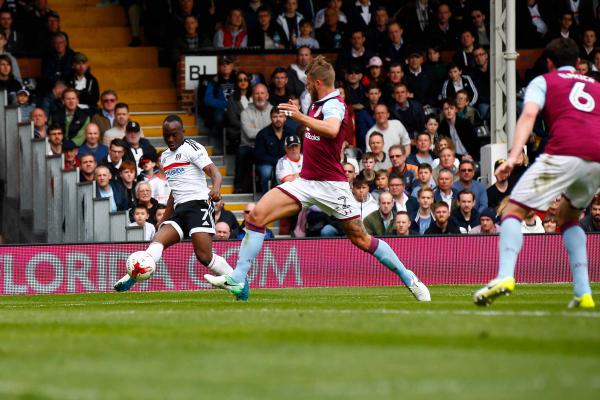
[62,140,79,171]
[50,87,90,146]
[254,107,294,194]
[276,134,302,184]
[123,120,157,175]
[487,159,510,210]
[469,208,501,234]
[343,64,366,108]
[67,52,99,109]
[203,54,236,154]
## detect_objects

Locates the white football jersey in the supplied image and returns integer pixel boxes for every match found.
[160,139,212,206]
[276,154,303,183]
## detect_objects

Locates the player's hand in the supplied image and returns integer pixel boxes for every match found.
[208,189,221,202]
[278,100,300,120]
[495,157,516,177]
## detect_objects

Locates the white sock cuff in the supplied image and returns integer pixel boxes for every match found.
[207,254,234,276]
[146,242,164,263]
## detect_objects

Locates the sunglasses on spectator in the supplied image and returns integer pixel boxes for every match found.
[103,98,116,103]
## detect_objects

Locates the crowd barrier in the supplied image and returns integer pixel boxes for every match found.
[1,235,598,295]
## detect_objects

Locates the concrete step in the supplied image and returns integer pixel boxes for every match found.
[57,6,127,28]
[128,104,179,112]
[68,27,131,48]
[130,113,196,126]
[117,88,177,105]
[142,126,200,137]
[94,68,173,90]
[222,193,254,204]
[80,47,159,68]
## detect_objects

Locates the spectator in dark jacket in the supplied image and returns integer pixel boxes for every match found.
[41,32,74,94]
[286,46,312,97]
[425,201,461,234]
[50,88,90,146]
[254,108,294,194]
[95,165,129,212]
[438,98,479,160]
[248,6,288,49]
[451,190,480,234]
[66,52,100,110]
[122,121,157,175]
[580,197,600,233]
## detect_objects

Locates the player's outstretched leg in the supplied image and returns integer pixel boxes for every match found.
[341,218,431,301]
[474,210,524,306]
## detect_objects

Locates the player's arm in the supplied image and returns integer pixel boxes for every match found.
[203,163,222,202]
[278,101,341,139]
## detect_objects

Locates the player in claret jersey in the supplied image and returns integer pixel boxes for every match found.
[474,38,600,309]
[114,115,248,300]
[205,56,431,302]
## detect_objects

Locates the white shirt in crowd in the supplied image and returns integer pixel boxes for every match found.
[366,120,411,153]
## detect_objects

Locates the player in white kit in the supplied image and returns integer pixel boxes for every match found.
[114,115,247,300]
[205,56,430,302]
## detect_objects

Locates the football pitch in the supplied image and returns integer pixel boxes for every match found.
[1,285,599,400]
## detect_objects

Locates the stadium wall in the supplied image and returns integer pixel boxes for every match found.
[1,234,598,295]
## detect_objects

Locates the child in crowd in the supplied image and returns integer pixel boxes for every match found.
[455,89,482,125]
[371,169,389,201]
[358,152,377,190]
[425,114,440,145]
[16,88,34,122]
[155,204,167,226]
[295,20,319,49]
[411,163,436,198]
[129,205,156,241]
[351,176,378,220]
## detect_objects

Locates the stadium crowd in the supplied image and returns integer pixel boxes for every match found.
[2,0,600,241]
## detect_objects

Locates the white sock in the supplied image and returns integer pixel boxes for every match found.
[207,254,233,276]
[146,242,164,263]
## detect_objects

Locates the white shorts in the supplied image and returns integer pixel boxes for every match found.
[277,178,361,220]
[510,154,600,210]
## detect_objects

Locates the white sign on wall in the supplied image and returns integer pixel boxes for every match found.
[184,56,218,90]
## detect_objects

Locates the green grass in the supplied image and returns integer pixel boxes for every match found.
[1,284,600,400]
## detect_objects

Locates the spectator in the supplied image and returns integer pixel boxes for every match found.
[516,0,552,48]
[352,175,378,219]
[542,214,558,233]
[381,62,404,104]
[102,102,130,146]
[389,83,426,140]
[172,15,208,62]
[404,49,436,106]
[366,6,390,56]
[78,122,108,161]
[451,189,480,233]
[432,146,459,179]
[423,45,447,94]
[31,107,48,139]
[344,160,358,186]
[425,201,461,234]
[215,221,232,240]
[366,104,411,155]
[487,159,510,210]
[277,0,304,47]
[434,168,457,210]
[342,64,367,108]
[137,154,170,205]
[425,3,461,50]
[521,210,544,234]
[455,89,482,127]
[579,28,596,62]
[346,0,377,31]
[46,123,63,156]
[453,29,477,71]
[226,70,252,153]
[364,192,397,236]
[95,165,129,212]
[213,8,248,48]
[92,90,118,135]
[129,205,156,241]
[214,199,240,234]
[580,196,600,232]
[469,208,501,234]
[424,114,440,142]
[452,160,487,213]
[34,10,61,56]
[314,0,347,29]
[130,181,160,225]
[358,151,376,188]
[237,202,274,239]
[361,56,385,88]
[387,144,418,189]
[577,59,591,75]
[335,29,374,75]
[0,54,20,102]
[276,134,303,183]
[438,98,478,160]
[355,84,382,150]
[400,0,434,45]
[471,46,491,121]
[470,8,490,47]
[382,21,407,65]
[440,63,479,106]
[315,5,346,50]
[410,186,436,235]
[296,19,319,49]
[368,132,391,170]
[506,147,530,192]
[388,173,418,214]
[50,88,90,146]
[248,6,287,49]
[0,31,20,81]
[254,108,293,194]
[169,0,201,41]
[552,10,577,40]
[0,10,23,55]
[394,211,417,236]
[269,67,291,106]
[203,55,236,154]
[370,169,388,201]
[100,138,126,180]
[66,52,100,109]
[408,132,435,166]
[15,88,34,121]
[39,80,66,117]
[287,46,313,98]
[62,140,79,171]
[235,83,272,193]
[155,204,167,226]
[410,163,436,197]
[123,120,157,175]
[41,32,74,94]
[78,153,97,183]
[119,160,137,208]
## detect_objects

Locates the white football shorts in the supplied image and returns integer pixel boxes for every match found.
[510,153,600,210]
[277,178,361,220]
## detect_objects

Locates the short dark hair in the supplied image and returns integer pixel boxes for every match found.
[442,97,458,108]
[79,153,96,162]
[134,205,149,213]
[458,189,476,201]
[388,173,405,185]
[418,163,432,172]
[433,201,449,211]
[110,138,126,149]
[271,66,288,79]
[48,123,63,133]
[115,102,129,112]
[353,175,368,187]
[545,38,579,68]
